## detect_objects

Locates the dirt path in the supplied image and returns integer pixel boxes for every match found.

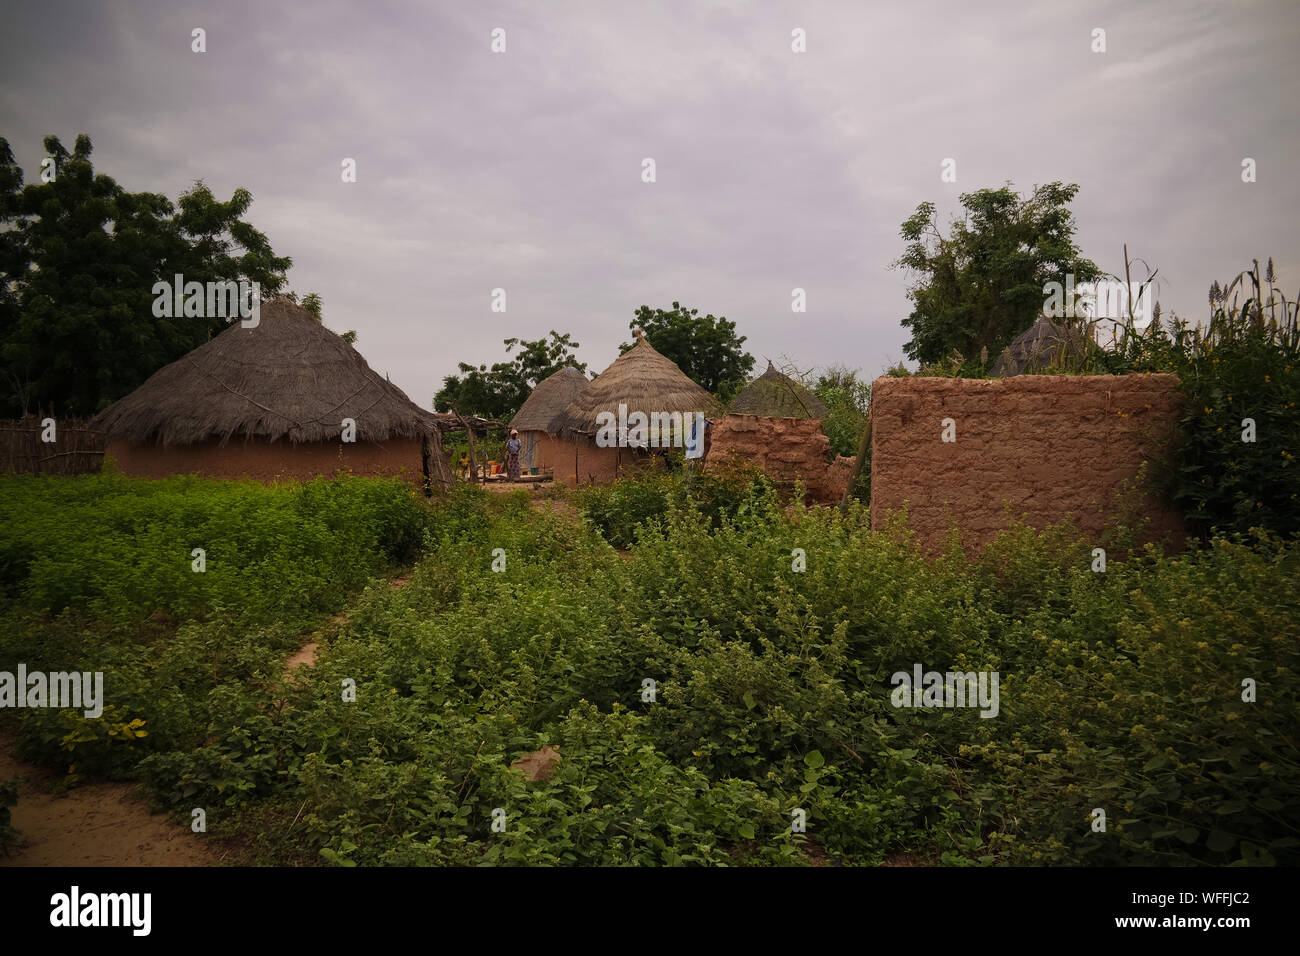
[283,572,414,677]
[0,734,215,867]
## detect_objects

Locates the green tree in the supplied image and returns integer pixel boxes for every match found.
[0,138,29,412]
[893,182,1100,366]
[434,330,586,419]
[620,302,754,401]
[0,134,291,416]
[812,365,871,458]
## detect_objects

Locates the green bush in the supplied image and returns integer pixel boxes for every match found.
[574,457,776,549]
[1117,264,1300,541]
[3,464,1295,866]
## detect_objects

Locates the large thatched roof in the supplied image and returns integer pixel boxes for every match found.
[552,333,723,437]
[728,360,827,419]
[991,316,1072,377]
[509,367,590,435]
[92,298,439,445]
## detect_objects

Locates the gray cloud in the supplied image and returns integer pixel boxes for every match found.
[2,0,1297,402]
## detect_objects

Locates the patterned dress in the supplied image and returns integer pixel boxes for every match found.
[506,437,522,479]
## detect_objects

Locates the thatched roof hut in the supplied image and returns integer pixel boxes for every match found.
[991,316,1071,377]
[553,332,723,437]
[92,297,450,489]
[94,297,438,444]
[728,360,827,419]
[509,367,589,436]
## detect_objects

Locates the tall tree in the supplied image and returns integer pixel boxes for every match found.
[0,138,30,412]
[434,330,586,420]
[0,134,292,416]
[620,302,754,401]
[893,182,1100,366]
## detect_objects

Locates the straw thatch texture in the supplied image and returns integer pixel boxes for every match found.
[728,361,827,419]
[91,298,440,445]
[552,336,723,437]
[509,367,590,435]
[991,317,1072,377]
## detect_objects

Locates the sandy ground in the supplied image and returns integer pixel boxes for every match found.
[0,733,215,867]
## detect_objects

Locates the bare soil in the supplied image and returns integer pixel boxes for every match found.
[0,733,215,867]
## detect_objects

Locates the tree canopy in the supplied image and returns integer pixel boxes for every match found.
[0,134,292,417]
[434,330,586,420]
[893,182,1100,367]
[620,302,754,402]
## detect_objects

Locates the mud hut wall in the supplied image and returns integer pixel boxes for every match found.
[710,414,847,502]
[868,374,1185,554]
[105,437,429,487]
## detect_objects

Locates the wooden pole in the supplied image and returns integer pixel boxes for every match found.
[453,408,479,483]
[839,417,872,514]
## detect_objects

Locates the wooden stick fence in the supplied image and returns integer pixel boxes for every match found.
[0,417,106,475]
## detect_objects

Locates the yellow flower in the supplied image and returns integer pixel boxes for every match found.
[1265,375,1271,383]
[1204,406,1213,414]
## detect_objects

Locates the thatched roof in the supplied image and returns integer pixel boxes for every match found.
[991,317,1071,377]
[728,360,827,419]
[509,367,590,435]
[92,297,440,445]
[552,333,723,437]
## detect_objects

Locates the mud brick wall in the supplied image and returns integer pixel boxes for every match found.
[105,438,429,488]
[710,414,848,503]
[869,374,1185,554]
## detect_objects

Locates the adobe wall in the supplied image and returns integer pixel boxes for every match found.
[105,438,428,488]
[709,414,848,503]
[868,374,1185,554]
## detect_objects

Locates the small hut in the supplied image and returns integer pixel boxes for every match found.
[551,332,723,484]
[991,316,1073,377]
[508,367,589,474]
[712,360,847,502]
[728,360,828,419]
[91,297,453,491]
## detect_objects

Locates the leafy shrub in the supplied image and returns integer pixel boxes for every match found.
[574,457,776,549]
[1115,263,1300,540]
[4,462,1296,866]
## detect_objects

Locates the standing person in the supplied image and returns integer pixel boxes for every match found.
[506,429,522,480]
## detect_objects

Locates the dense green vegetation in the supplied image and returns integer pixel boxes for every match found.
[893,182,1101,366]
[1,473,1295,866]
[0,473,431,780]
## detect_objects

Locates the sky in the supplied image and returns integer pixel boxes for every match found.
[2,0,1298,405]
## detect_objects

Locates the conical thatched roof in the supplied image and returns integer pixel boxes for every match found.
[509,367,590,435]
[92,297,439,445]
[728,360,827,419]
[991,316,1071,377]
[552,333,723,437]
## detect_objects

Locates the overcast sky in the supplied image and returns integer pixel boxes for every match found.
[3,0,1298,404]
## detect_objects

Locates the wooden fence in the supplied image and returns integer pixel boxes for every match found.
[0,417,106,475]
